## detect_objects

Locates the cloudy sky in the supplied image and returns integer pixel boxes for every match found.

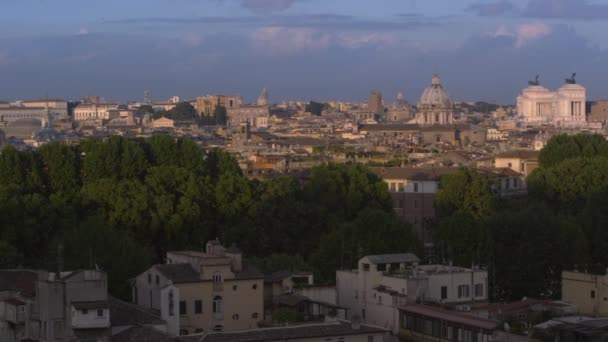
[1,0,608,104]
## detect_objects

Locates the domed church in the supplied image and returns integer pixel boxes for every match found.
[416,73,454,125]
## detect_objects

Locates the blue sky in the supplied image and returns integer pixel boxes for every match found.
[1,0,608,103]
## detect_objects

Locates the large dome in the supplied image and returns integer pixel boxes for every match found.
[418,74,452,107]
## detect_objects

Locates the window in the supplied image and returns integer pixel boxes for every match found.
[213,296,223,315]
[377,264,387,271]
[398,183,405,192]
[389,182,396,192]
[362,309,366,319]
[413,199,419,209]
[397,200,404,209]
[475,284,484,297]
[96,309,103,317]
[147,273,151,284]
[513,178,519,188]
[195,300,202,314]
[233,285,238,291]
[591,290,596,299]
[82,309,88,315]
[441,286,448,300]
[252,284,258,290]
[413,182,419,193]
[213,272,223,284]
[362,264,370,271]
[168,291,174,316]
[232,314,239,320]
[179,301,187,315]
[458,285,470,298]
[156,275,159,285]
[508,162,512,168]
[435,114,440,123]
[252,312,259,319]
[179,329,189,336]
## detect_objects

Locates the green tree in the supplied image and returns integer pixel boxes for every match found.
[435,168,496,219]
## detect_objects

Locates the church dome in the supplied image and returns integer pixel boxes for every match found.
[418,74,452,107]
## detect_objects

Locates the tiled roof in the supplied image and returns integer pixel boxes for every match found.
[233,262,264,280]
[495,150,540,160]
[109,296,165,326]
[111,326,175,342]
[371,167,461,181]
[400,304,498,330]
[154,264,200,283]
[194,321,388,342]
[0,270,39,298]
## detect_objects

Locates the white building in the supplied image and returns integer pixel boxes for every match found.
[517,76,586,127]
[73,104,123,121]
[336,254,488,334]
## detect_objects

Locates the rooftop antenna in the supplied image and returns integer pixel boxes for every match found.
[57,244,64,275]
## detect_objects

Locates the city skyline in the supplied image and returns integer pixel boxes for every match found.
[1,0,608,103]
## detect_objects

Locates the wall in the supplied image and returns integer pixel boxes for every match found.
[562,271,608,316]
[297,286,337,306]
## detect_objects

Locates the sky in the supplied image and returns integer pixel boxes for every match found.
[1,0,608,104]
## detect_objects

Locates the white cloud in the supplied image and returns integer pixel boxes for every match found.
[250,26,332,56]
[492,22,553,47]
[78,28,90,35]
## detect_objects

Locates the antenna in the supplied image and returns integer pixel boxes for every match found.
[57,244,64,274]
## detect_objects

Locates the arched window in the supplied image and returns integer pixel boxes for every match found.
[168,290,175,316]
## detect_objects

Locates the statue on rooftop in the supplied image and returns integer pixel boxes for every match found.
[528,75,540,86]
[565,73,577,84]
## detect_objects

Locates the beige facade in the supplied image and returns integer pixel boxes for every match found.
[153,117,175,129]
[227,105,270,128]
[369,91,384,116]
[133,240,264,336]
[494,150,539,177]
[196,95,242,116]
[562,271,608,316]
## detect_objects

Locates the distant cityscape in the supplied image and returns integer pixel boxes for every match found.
[1,70,608,342]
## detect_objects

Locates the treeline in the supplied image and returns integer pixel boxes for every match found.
[435,134,608,301]
[0,136,417,298]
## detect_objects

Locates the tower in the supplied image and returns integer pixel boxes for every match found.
[257,87,269,106]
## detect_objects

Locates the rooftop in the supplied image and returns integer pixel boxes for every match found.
[495,150,540,160]
[111,326,174,342]
[364,253,420,265]
[109,296,165,327]
[371,167,461,181]
[154,264,200,284]
[400,304,498,330]
[184,321,388,342]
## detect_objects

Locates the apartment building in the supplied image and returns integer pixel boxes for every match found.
[0,269,110,342]
[336,254,488,334]
[370,167,460,246]
[133,240,264,336]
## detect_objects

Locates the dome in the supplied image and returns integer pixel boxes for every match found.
[418,74,452,107]
[522,85,551,94]
[557,83,585,92]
